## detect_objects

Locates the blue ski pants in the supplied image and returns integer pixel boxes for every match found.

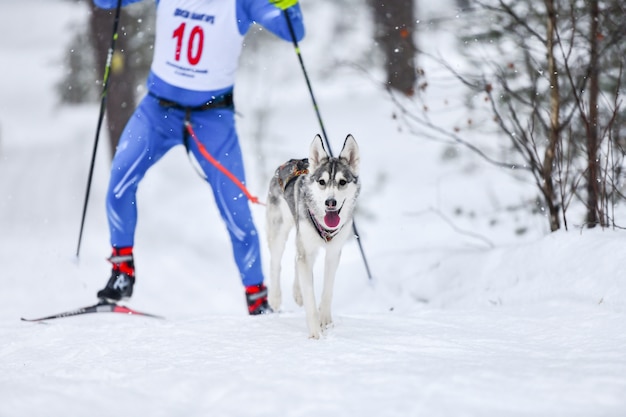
[106,94,264,287]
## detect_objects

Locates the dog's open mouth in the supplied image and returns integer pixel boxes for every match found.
[323,199,345,228]
[324,210,340,228]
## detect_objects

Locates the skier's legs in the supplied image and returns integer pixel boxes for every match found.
[186,109,264,287]
[107,97,181,247]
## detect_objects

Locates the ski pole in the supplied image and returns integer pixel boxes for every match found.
[76,0,123,258]
[283,9,374,280]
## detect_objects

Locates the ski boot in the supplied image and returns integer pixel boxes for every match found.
[245,283,273,315]
[97,247,135,302]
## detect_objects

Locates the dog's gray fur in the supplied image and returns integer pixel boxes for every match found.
[266,134,360,338]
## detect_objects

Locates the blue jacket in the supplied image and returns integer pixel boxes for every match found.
[94,0,305,106]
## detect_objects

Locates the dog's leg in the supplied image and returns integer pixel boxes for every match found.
[267,224,290,311]
[296,239,320,339]
[292,255,303,306]
[266,198,293,311]
[319,247,341,329]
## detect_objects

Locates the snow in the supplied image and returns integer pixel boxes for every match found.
[1,1,625,416]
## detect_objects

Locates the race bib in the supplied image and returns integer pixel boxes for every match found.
[151,0,243,91]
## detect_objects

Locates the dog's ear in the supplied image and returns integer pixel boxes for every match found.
[339,134,360,176]
[309,134,328,171]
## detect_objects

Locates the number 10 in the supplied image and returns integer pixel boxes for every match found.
[172,23,204,66]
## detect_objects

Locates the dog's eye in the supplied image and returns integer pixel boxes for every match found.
[338,179,347,187]
[318,179,326,186]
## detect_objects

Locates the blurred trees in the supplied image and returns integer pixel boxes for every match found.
[402,0,625,231]
[58,0,153,159]
[463,0,625,230]
[369,0,417,95]
[89,2,136,156]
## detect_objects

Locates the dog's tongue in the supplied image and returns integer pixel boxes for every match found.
[324,211,341,228]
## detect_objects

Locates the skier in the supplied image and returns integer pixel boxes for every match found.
[93,0,305,315]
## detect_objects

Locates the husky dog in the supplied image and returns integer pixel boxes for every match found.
[266,134,360,338]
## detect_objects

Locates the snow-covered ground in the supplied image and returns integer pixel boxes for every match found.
[1,1,625,416]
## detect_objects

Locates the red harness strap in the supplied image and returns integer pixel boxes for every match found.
[184,120,263,205]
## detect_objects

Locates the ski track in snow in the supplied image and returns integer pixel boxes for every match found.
[4,308,625,417]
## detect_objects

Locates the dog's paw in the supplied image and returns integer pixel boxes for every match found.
[319,310,333,329]
[307,315,321,339]
[308,330,321,339]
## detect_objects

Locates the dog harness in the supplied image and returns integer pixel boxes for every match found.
[275,158,309,192]
[307,210,343,242]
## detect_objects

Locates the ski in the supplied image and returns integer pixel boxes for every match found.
[20,301,164,322]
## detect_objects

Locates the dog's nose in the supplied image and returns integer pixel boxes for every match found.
[325,198,337,209]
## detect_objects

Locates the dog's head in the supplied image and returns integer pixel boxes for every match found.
[306,134,360,230]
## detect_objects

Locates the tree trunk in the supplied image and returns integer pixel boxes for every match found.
[585,0,601,228]
[543,0,561,231]
[370,0,417,96]
[89,2,136,159]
